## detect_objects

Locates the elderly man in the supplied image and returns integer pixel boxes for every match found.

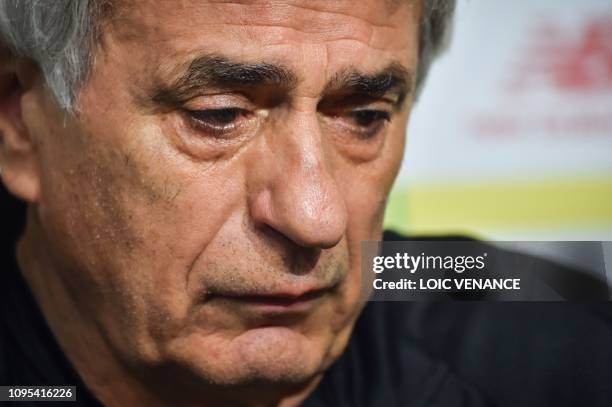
[0,1,611,406]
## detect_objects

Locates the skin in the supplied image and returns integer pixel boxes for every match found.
[0,0,420,405]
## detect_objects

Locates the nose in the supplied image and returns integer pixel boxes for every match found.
[248,111,347,249]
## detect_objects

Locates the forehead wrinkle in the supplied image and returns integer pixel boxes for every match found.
[203,2,415,53]
[193,1,408,45]
[208,0,406,24]
[108,0,417,46]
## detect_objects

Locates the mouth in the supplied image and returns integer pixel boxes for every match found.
[204,285,336,314]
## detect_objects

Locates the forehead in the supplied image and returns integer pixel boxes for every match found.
[104,0,420,82]
[110,0,419,36]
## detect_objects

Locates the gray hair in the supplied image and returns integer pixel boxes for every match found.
[0,0,455,112]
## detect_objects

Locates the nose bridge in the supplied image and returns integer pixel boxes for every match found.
[250,110,347,249]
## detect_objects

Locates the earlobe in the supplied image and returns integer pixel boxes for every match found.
[0,157,40,202]
[0,51,42,203]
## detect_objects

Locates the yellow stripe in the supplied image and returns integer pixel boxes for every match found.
[384,177,612,235]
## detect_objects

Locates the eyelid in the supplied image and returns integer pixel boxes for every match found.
[182,105,265,143]
[182,93,253,110]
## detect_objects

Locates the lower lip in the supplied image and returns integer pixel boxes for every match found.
[213,292,327,313]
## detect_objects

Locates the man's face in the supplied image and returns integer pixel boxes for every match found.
[24,0,419,391]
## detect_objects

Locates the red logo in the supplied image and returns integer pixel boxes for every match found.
[510,17,612,92]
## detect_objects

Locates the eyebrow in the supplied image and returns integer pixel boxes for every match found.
[323,63,413,106]
[152,55,297,105]
[151,55,412,107]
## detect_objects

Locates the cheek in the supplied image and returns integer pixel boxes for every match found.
[36,110,249,345]
[340,123,407,240]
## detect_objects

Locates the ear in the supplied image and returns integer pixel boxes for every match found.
[0,47,42,203]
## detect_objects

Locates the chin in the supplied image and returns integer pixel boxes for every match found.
[164,325,332,387]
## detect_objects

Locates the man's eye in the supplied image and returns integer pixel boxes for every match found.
[335,109,391,140]
[348,110,391,127]
[187,108,249,132]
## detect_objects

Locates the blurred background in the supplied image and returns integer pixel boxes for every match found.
[384,0,612,242]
